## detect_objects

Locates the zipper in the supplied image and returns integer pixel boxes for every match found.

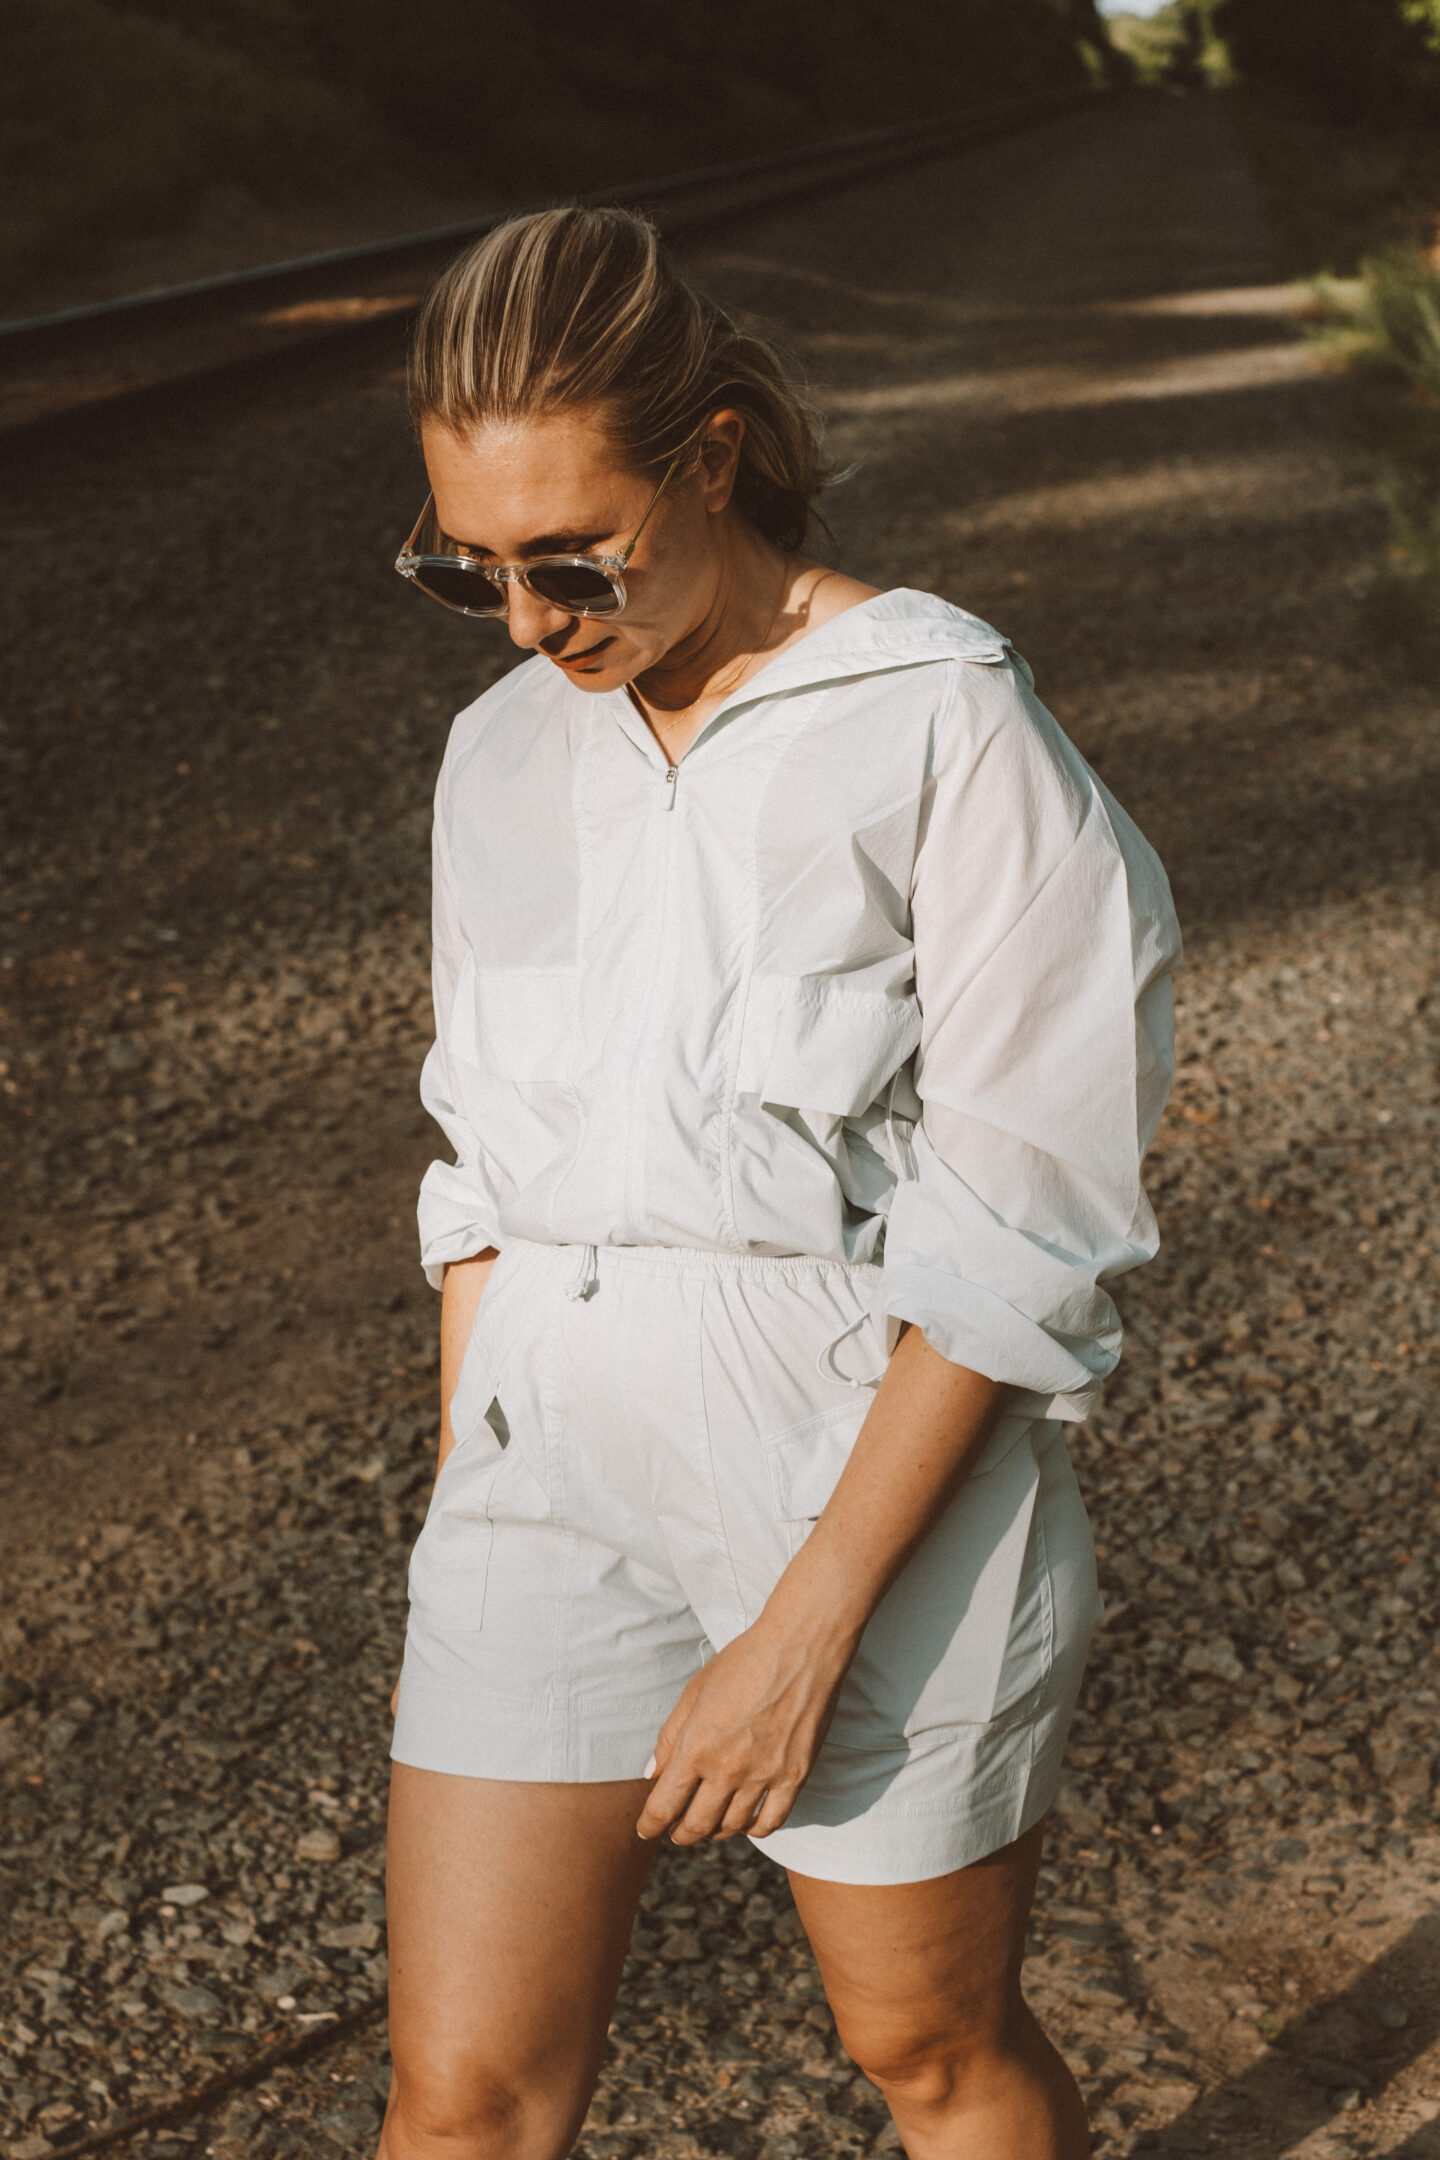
[620,760,680,1237]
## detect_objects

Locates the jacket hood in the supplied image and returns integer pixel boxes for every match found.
[695,587,1021,721]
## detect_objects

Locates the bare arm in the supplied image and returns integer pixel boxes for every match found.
[637,1323,1008,1843]
[435,1247,500,1473]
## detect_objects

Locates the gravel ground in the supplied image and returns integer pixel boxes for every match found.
[1,89,1437,2160]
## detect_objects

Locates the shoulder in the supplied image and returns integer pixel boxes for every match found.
[924,630,1095,824]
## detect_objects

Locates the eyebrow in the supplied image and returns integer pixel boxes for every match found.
[453,528,613,561]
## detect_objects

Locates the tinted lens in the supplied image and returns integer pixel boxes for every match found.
[411,561,504,614]
[526,560,622,612]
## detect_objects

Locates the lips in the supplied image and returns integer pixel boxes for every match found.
[553,636,615,668]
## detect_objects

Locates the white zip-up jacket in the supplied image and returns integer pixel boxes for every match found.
[417,588,1181,1422]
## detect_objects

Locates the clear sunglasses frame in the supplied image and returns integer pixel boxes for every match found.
[394,425,704,620]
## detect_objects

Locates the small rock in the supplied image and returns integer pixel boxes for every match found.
[160,1883,209,1907]
[295,1826,343,1864]
[162,1983,222,2017]
[1065,1978,1130,2009]
[1368,1993,1410,2030]
[659,1928,704,1962]
[318,1920,380,1952]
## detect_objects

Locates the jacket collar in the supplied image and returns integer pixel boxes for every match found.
[589,588,1016,769]
[703,588,1013,715]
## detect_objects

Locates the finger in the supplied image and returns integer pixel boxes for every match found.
[637,1766,701,1842]
[711,1783,770,1840]
[667,1773,744,1846]
[748,1781,801,1841]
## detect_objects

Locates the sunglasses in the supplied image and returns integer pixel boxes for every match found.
[394,426,703,619]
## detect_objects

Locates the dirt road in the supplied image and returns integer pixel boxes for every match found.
[1,89,1437,2160]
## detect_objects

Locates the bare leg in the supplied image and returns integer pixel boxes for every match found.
[377,1766,654,2160]
[789,1822,1088,2159]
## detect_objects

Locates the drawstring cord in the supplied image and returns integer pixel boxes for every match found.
[815,1070,915,1389]
[815,1306,887,1390]
[565,1242,598,1301]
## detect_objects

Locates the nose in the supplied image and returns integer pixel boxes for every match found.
[505,584,577,653]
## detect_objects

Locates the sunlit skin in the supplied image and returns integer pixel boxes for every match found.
[378,408,1089,2160]
[419,403,877,763]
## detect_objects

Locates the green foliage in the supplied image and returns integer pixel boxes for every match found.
[0,0,377,301]
[1217,0,1440,124]
[1308,247,1440,406]
[1105,2,1231,89]
[1309,248,1440,674]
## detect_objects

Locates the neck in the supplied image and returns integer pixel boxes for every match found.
[631,516,788,722]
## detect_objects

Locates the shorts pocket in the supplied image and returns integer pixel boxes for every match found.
[763,1398,874,1524]
[406,1421,504,1634]
[406,1247,539,1634]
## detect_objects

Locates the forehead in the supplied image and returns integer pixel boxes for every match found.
[421,409,641,549]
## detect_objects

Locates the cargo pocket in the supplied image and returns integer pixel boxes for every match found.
[406,1409,505,1635]
[762,1397,875,1558]
[729,976,919,1249]
[405,1253,528,1635]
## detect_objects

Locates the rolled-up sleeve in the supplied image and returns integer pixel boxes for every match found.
[417,759,503,1289]
[879,657,1181,1420]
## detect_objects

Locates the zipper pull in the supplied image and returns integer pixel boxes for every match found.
[663,763,679,810]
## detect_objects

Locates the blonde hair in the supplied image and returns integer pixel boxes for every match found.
[407,205,835,553]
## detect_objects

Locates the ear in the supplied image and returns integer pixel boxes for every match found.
[696,409,746,514]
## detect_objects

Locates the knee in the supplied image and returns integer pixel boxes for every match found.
[840,2000,1022,2112]
[383,2053,537,2160]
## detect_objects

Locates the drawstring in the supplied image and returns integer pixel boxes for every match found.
[565,1242,598,1301]
[815,1307,887,1390]
[815,1070,917,1390]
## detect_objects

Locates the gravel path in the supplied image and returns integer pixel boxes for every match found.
[1,89,1437,2160]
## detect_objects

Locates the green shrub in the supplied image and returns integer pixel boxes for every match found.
[1309,247,1440,677]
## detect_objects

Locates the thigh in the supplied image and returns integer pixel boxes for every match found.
[386,1766,654,2098]
[788,1822,1043,2060]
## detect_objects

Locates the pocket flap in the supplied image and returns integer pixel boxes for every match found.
[764,1399,873,1521]
[737,976,921,1117]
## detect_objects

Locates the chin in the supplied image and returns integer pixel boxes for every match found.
[553,660,622,689]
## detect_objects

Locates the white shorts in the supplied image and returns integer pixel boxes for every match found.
[392,1239,1101,1886]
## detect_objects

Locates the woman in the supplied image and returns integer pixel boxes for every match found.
[383,205,1180,2160]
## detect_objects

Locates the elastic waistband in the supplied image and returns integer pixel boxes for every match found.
[509,1237,881,1283]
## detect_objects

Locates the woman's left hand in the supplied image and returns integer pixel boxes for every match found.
[636,1616,849,1845]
